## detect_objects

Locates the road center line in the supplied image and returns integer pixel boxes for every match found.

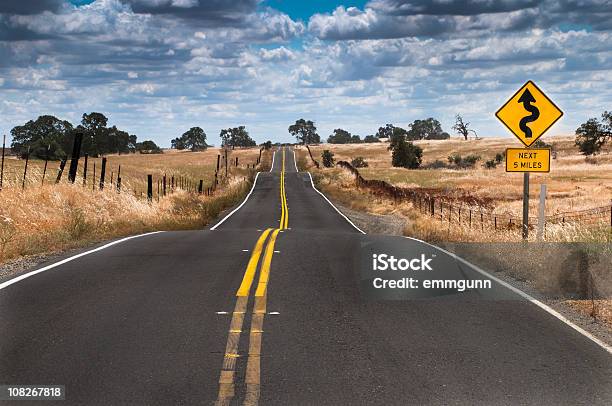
[254,229,281,298]
[236,229,273,297]
[216,229,271,406]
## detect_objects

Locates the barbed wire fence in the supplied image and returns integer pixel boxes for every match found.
[335,160,612,239]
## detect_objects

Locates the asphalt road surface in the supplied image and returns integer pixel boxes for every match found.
[1,147,610,405]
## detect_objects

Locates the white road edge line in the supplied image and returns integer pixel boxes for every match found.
[269,149,276,173]
[404,236,612,355]
[0,231,165,291]
[292,149,299,172]
[210,172,261,230]
[306,172,366,234]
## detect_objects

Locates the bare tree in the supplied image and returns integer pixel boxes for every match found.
[452,114,478,140]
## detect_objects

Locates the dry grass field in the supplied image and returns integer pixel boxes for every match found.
[298,136,612,243]
[0,147,269,266]
[1,148,263,196]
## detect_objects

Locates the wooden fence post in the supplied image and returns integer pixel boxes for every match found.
[235,157,239,167]
[56,157,67,184]
[225,149,228,178]
[116,165,121,192]
[99,157,107,190]
[22,149,30,189]
[163,175,167,196]
[198,179,203,194]
[92,162,96,191]
[67,132,83,183]
[147,175,153,202]
[42,145,50,186]
[0,134,5,190]
[82,154,88,186]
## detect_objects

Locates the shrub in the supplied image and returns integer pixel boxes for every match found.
[391,139,422,169]
[321,150,335,167]
[448,154,462,165]
[422,159,449,169]
[351,157,368,168]
[495,153,504,163]
[485,159,498,169]
[463,154,481,166]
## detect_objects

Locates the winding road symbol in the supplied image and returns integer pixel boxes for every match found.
[517,88,540,138]
[495,80,563,147]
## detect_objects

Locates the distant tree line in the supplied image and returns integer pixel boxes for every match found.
[10,113,162,160]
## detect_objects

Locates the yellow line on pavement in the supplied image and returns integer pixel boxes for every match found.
[236,229,272,297]
[255,229,281,297]
[215,295,248,406]
[279,149,288,230]
[216,228,272,406]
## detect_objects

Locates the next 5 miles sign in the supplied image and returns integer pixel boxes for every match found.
[506,148,551,173]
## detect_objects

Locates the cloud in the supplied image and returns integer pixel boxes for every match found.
[0,0,64,15]
[259,46,295,62]
[368,0,542,16]
[0,0,610,145]
[308,0,612,40]
[119,0,258,25]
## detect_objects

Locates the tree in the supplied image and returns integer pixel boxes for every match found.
[452,114,477,140]
[575,111,611,155]
[351,157,368,168]
[136,140,162,154]
[178,127,208,152]
[289,119,320,144]
[171,136,186,150]
[321,150,335,167]
[220,126,256,148]
[80,112,109,156]
[407,118,449,140]
[388,126,408,150]
[391,138,422,169]
[261,140,272,150]
[363,135,380,143]
[376,124,395,139]
[327,128,352,144]
[10,115,74,159]
[350,135,362,143]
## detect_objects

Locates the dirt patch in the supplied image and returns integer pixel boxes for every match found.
[334,203,406,235]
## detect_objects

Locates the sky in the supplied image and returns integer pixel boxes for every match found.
[0,0,610,147]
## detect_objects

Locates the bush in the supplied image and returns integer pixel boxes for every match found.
[495,153,504,163]
[321,150,335,167]
[463,154,481,166]
[351,157,368,168]
[422,159,449,169]
[484,159,498,169]
[391,139,422,169]
[448,154,462,165]
[447,153,480,168]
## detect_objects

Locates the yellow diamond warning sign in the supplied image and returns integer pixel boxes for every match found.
[506,148,551,172]
[495,81,563,147]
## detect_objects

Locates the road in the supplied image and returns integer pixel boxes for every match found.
[1,147,610,405]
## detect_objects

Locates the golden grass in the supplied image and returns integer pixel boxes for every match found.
[305,136,612,216]
[1,147,263,195]
[299,139,611,243]
[0,147,270,265]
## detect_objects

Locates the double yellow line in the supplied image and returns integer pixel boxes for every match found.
[279,149,288,230]
[215,148,288,406]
